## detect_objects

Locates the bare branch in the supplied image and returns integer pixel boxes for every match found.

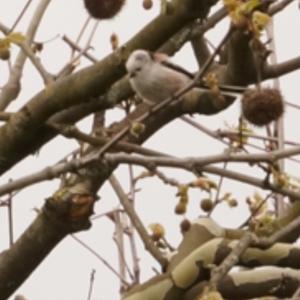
[2,143,300,200]
[9,0,34,33]
[71,16,91,59]
[127,166,141,283]
[57,21,99,78]
[217,129,299,147]
[264,56,300,79]
[0,0,52,110]
[62,35,98,63]
[14,40,53,84]
[48,122,168,157]
[71,235,129,286]
[86,269,96,300]
[109,175,168,268]
[105,146,300,169]
[209,233,253,290]
[269,0,296,14]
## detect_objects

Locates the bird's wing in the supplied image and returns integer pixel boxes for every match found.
[149,51,194,79]
[160,60,195,79]
[149,51,247,94]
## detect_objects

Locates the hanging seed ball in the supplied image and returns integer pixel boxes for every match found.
[143,0,153,10]
[241,88,284,126]
[84,0,126,19]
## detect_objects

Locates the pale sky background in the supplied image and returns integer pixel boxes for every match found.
[0,1,300,300]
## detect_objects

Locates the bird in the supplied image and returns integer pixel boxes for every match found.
[125,49,246,105]
[125,49,193,105]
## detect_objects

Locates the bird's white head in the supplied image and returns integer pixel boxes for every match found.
[125,49,152,77]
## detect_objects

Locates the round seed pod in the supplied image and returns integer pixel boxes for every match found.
[84,0,126,19]
[0,48,10,60]
[143,0,153,10]
[175,202,186,215]
[241,88,284,126]
[200,198,213,212]
[180,219,191,233]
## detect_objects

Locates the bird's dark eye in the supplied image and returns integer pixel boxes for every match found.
[129,67,142,78]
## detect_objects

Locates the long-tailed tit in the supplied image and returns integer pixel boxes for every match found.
[125,49,245,105]
[125,49,193,105]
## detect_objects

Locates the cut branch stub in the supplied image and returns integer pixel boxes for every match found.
[49,187,97,232]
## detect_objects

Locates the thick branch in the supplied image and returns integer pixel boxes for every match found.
[0,206,67,299]
[185,267,300,300]
[219,267,300,299]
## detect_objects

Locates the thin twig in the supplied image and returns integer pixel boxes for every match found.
[9,0,34,33]
[0,0,52,110]
[180,116,230,147]
[286,101,300,111]
[208,162,228,217]
[109,175,168,268]
[91,208,124,221]
[7,192,14,246]
[114,232,135,282]
[128,164,140,283]
[15,40,53,84]
[266,16,286,216]
[71,17,91,59]
[209,232,253,290]
[47,122,168,157]
[154,169,181,187]
[71,234,129,286]
[217,129,299,147]
[86,269,95,300]
[113,210,134,288]
[57,21,99,78]
[180,118,300,165]
[238,192,273,229]
[62,35,97,63]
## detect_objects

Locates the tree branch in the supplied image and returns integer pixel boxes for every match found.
[0,0,52,110]
[109,175,168,268]
[264,56,300,79]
